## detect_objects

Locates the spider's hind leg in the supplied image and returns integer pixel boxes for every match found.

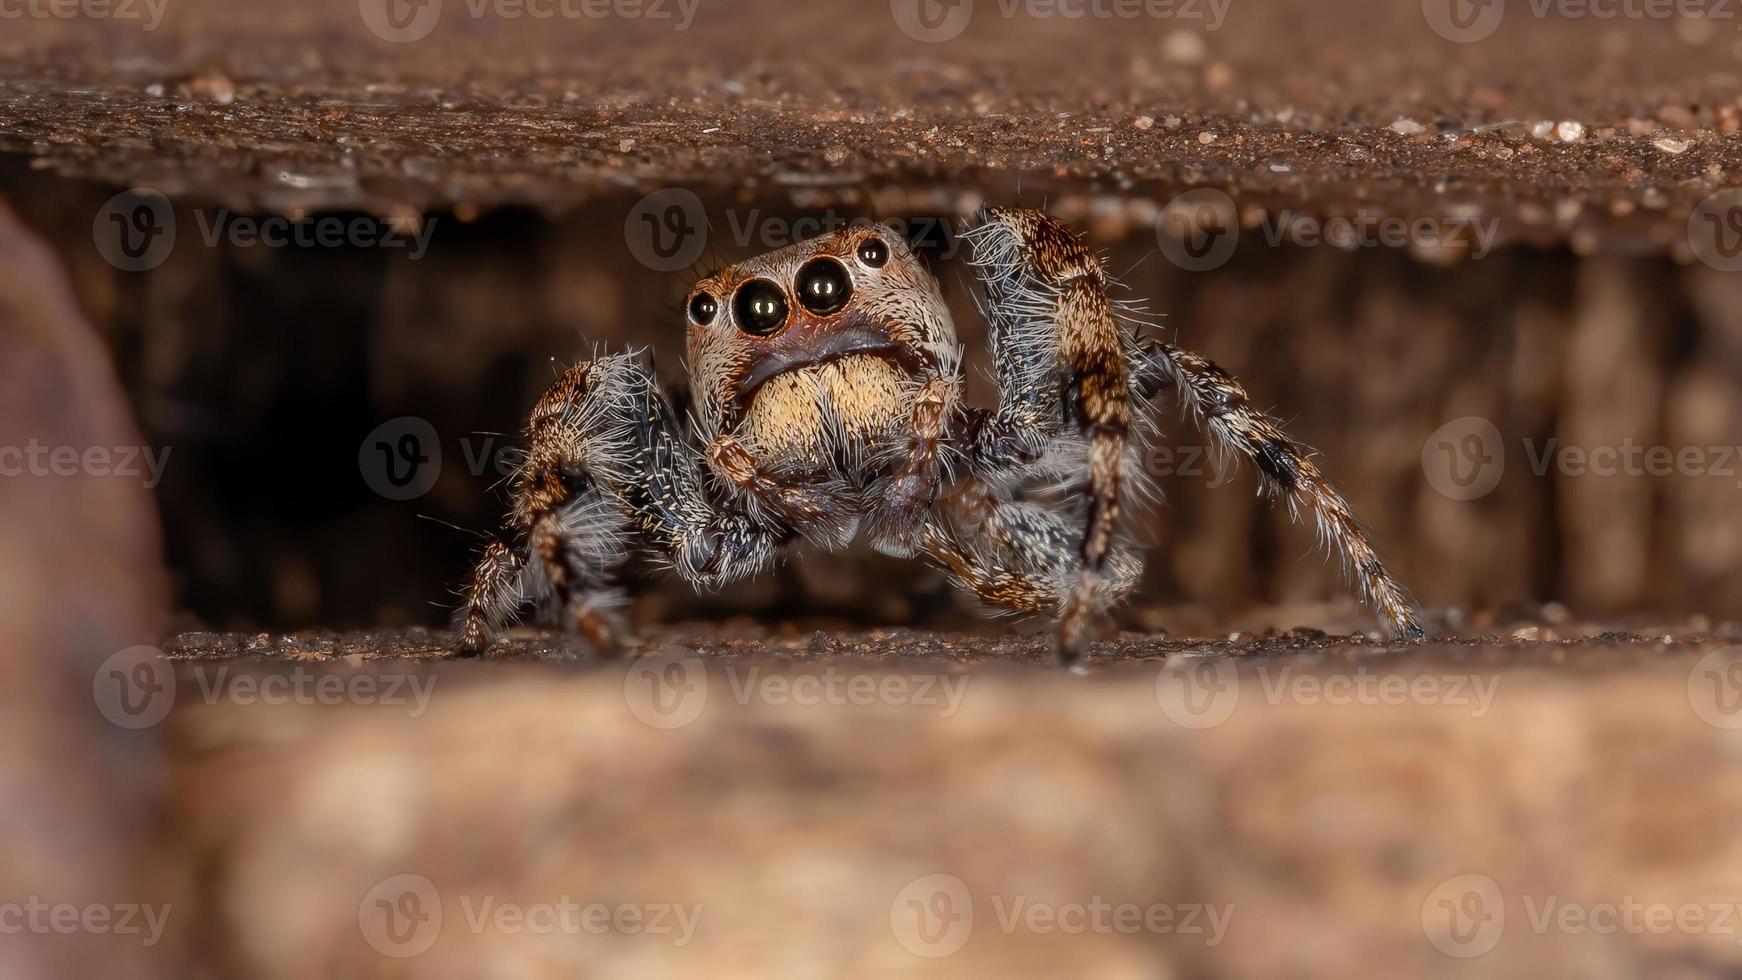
[1135,337,1424,640]
[963,207,1133,666]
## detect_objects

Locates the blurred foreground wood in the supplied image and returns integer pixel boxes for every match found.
[142,621,1742,979]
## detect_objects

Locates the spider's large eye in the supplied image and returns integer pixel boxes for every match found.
[688,291,717,325]
[856,236,889,268]
[795,257,852,316]
[732,279,789,336]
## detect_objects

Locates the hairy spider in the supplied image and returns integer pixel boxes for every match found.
[454,207,1423,665]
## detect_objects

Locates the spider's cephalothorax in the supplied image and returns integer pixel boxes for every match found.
[455,209,1424,665]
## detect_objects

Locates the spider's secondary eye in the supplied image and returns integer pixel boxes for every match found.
[795,258,852,316]
[688,292,718,325]
[856,236,889,268]
[732,279,789,336]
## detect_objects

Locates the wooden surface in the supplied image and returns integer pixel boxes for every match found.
[4,0,1742,253]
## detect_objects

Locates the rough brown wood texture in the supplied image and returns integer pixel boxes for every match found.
[148,620,1742,979]
[0,202,169,980]
[4,0,1742,253]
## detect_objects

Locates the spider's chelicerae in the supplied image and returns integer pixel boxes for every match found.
[455,208,1423,665]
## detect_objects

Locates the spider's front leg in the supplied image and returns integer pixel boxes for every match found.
[961,207,1133,666]
[456,353,786,657]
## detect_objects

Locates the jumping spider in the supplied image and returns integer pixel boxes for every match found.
[455,208,1423,665]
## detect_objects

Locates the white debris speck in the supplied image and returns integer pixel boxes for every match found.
[1268,161,1292,173]
[1390,118,1426,135]
[1530,120,1555,139]
[1197,131,1216,145]
[618,138,636,152]
[1133,115,1155,130]
[144,83,164,97]
[1161,29,1206,65]
[1555,120,1585,143]
[1653,136,1690,155]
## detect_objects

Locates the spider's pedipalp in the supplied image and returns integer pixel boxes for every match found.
[1137,338,1425,640]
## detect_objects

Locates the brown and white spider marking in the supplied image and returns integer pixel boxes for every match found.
[455,207,1423,666]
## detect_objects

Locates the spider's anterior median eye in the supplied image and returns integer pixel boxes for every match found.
[795,257,852,315]
[732,279,789,336]
[688,291,718,325]
[856,236,889,268]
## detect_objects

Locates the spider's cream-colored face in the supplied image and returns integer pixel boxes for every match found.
[684,224,959,467]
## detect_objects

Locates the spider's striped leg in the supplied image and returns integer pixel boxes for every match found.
[962,207,1132,666]
[457,353,786,657]
[1134,337,1425,640]
[456,358,640,656]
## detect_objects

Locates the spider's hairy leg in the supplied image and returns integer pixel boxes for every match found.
[1135,338,1425,640]
[962,207,1132,666]
[457,353,787,657]
[458,538,523,653]
[456,358,638,656]
[922,478,1142,624]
